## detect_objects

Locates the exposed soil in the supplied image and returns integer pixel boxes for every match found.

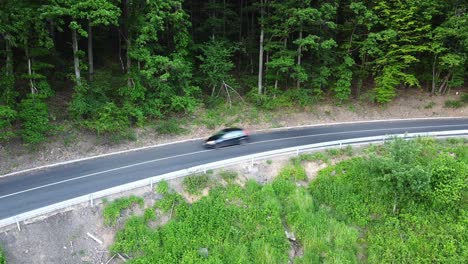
[1,89,467,175]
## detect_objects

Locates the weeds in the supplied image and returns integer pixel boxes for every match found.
[424,101,436,109]
[0,246,5,264]
[103,195,144,226]
[219,170,238,183]
[444,100,463,108]
[155,119,186,135]
[155,180,169,195]
[183,173,211,194]
[292,152,330,164]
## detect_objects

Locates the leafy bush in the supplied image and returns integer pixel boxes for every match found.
[219,170,238,183]
[112,183,289,263]
[278,164,307,181]
[84,102,130,135]
[310,138,468,263]
[292,152,330,164]
[461,93,468,103]
[154,192,184,212]
[0,105,17,141]
[183,174,211,194]
[155,119,186,135]
[155,180,169,195]
[444,99,463,108]
[103,195,144,226]
[18,96,52,145]
[0,246,5,264]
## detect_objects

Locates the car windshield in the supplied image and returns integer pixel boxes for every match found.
[208,129,241,140]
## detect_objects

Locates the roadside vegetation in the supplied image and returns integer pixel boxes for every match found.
[104,138,467,263]
[1,1,467,146]
[0,246,5,264]
[102,196,144,226]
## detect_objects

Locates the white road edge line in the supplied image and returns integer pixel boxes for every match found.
[0,149,210,199]
[1,116,466,178]
[1,123,466,199]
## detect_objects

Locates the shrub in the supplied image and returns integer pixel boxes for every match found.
[18,96,52,145]
[424,101,436,109]
[155,119,186,135]
[183,174,211,194]
[278,164,307,181]
[84,102,130,135]
[219,170,238,183]
[0,246,5,264]
[461,93,468,103]
[103,195,144,226]
[155,180,169,195]
[0,105,17,141]
[444,100,463,108]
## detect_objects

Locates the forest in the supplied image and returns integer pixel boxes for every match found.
[0,0,467,144]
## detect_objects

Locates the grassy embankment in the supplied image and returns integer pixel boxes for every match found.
[103,138,467,263]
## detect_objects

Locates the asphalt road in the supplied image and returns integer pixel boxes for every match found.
[1,118,468,220]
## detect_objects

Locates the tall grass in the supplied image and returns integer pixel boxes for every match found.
[102,195,144,226]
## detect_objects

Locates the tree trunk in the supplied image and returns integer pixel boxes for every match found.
[5,34,13,76]
[126,34,132,87]
[24,43,36,94]
[71,28,81,86]
[257,0,265,95]
[431,54,438,95]
[88,22,94,82]
[296,29,302,89]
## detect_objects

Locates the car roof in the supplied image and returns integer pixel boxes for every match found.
[220,128,243,132]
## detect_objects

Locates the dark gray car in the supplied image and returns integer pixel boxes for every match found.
[204,128,250,148]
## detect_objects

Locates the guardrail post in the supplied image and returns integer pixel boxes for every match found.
[339,142,342,149]
[251,157,254,167]
[90,194,94,207]
[296,148,299,156]
[16,217,21,231]
[150,178,153,190]
[382,135,386,144]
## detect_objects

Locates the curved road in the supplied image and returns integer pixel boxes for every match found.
[1,118,468,220]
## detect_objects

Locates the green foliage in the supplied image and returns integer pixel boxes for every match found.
[278,164,307,181]
[219,170,238,183]
[18,96,52,145]
[154,119,186,135]
[84,102,130,135]
[424,101,436,109]
[461,93,468,103]
[155,180,169,195]
[428,154,467,209]
[103,195,144,226]
[154,192,184,213]
[0,105,17,141]
[444,99,463,108]
[182,174,211,194]
[112,182,291,263]
[293,152,330,164]
[197,39,236,95]
[0,246,5,264]
[310,138,468,263]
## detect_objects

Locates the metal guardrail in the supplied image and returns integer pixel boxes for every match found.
[1,130,468,230]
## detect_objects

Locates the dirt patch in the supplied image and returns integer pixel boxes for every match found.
[0,153,337,263]
[1,89,466,175]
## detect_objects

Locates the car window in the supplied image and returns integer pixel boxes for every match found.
[222,132,236,139]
